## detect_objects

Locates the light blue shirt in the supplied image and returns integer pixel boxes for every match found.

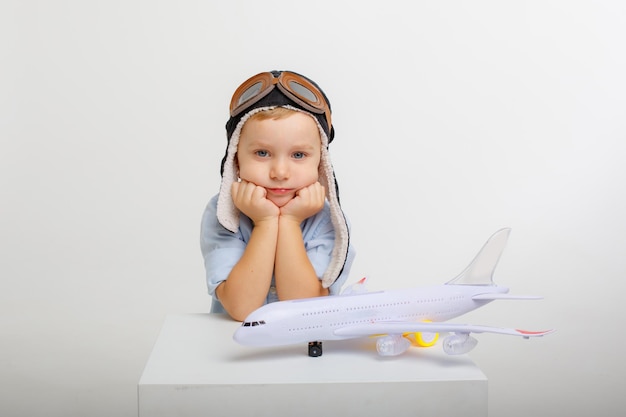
[200,194,355,314]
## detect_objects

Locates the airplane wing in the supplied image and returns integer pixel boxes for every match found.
[472,293,543,300]
[333,321,554,338]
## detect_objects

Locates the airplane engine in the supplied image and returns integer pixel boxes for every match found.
[376,334,411,356]
[443,333,478,355]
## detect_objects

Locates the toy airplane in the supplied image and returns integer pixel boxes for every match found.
[233,228,554,357]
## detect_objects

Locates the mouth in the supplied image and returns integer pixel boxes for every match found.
[267,188,294,195]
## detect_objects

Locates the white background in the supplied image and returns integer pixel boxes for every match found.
[1,1,625,416]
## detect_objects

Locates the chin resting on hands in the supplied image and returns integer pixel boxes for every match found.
[280,182,326,222]
[231,180,280,223]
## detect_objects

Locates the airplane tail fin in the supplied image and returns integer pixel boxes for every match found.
[446,228,511,285]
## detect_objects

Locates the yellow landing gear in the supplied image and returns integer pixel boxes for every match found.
[404,320,439,347]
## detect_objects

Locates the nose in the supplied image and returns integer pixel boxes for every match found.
[270,157,289,180]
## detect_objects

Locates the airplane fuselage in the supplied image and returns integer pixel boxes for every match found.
[233,284,509,347]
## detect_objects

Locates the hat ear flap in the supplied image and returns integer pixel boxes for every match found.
[314,112,349,288]
[318,142,350,288]
[217,109,263,232]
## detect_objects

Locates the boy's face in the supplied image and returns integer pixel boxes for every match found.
[237,111,322,208]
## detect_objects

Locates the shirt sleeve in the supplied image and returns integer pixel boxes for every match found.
[200,195,249,298]
[301,204,356,295]
[328,243,356,295]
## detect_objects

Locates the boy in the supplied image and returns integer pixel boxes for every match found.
[201,70,354,321]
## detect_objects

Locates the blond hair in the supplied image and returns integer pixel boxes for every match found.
[248,106,298,122]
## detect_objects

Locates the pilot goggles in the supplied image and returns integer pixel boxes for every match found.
[229,71,332,131]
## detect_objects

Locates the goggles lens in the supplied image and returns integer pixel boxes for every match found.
[237,81,264,107]
[229,71,331,131]
[287,80,317,103]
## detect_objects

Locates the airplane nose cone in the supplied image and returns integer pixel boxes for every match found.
[233,324,267,346]
[233,326,247,345]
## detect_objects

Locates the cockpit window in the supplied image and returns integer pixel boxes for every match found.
[242,320,266,327]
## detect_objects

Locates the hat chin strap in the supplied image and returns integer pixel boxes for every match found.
[217,106,349,288]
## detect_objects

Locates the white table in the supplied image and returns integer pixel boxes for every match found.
[138,314,487,417]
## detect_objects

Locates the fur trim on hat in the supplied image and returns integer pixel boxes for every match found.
[216,105,349,288]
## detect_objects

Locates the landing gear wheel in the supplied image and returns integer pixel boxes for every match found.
[308,341,323,357]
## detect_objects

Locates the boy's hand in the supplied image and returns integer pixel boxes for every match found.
[231,180,280,224]
[280,182,326,223]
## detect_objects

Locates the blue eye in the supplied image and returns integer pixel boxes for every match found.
[293,152,305,159]
[255,150,269,157]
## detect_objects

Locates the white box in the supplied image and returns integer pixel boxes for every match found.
[138,314,487,417]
